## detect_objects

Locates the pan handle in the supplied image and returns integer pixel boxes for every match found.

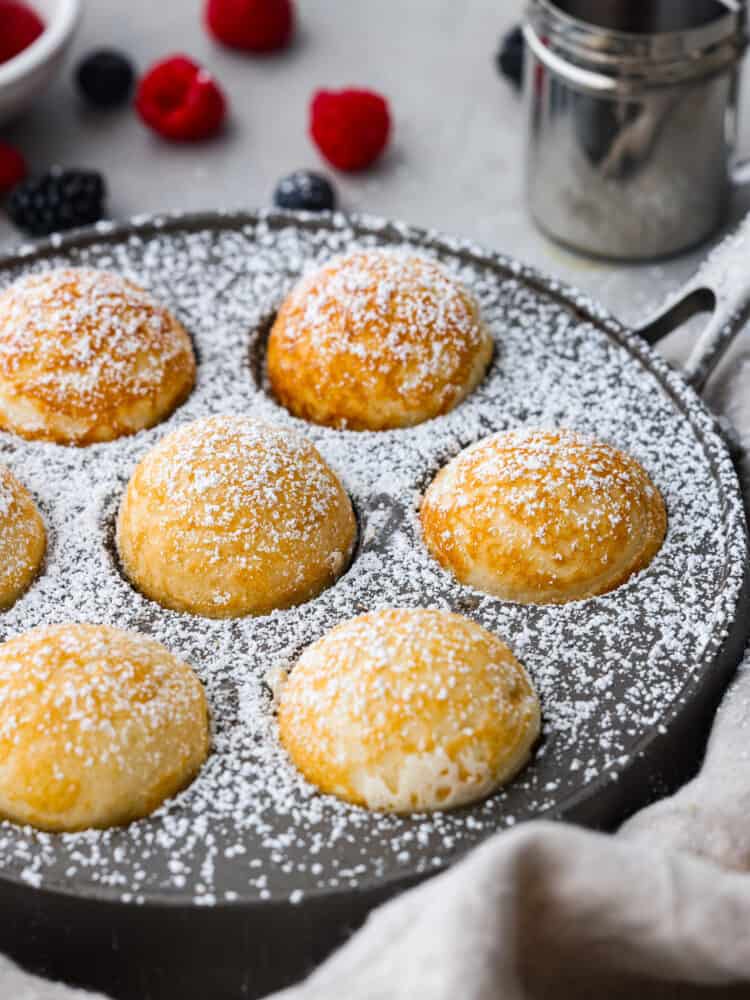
[635,213,750,393]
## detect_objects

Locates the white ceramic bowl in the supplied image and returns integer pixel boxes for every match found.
[0,0,81,126]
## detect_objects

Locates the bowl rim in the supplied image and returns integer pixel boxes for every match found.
[0,0,82,88]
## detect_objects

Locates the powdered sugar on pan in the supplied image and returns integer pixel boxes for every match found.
[0,211,744,908]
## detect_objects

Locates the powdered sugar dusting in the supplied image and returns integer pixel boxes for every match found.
[0,267,193,412]
[281,248,484,397]
[278,608,540,812]
[0,624,204,779]
[436,429,658,533]
[118,414,352,611]
[422,427,666,601]
[0,212,744,909]
[145,416,340,530]
[0,480,13,528]
[0,465,44,603]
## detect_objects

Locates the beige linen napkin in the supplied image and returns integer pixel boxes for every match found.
[6,349,750,1000]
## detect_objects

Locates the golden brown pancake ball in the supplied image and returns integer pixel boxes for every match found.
[278,608,540,812]
[421,428,667,605]
[0,465,45,609]
[116,415,356,618]
[0,268,196,444]
[0,624,209,832]
[267,249,493,430]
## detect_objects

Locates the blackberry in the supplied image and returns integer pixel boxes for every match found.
[76,49,135,109]
[273,170,336,212]
[496,25,524,89]
[7,168,107,237]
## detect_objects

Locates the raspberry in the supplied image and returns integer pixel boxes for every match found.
[0,1,44,64]
[135,55,226,142]
[310,89,391,172]
[7,168,106,237]
[205,0,293,52]
[0,143,26,194]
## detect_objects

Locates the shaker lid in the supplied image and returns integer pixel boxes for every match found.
[526,0,746,92]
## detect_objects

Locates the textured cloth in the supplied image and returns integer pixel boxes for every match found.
[5,351,750,999]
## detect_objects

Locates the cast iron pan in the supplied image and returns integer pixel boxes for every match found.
[0,211,747,1000]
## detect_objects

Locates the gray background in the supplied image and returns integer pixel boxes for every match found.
[3,0,750,373]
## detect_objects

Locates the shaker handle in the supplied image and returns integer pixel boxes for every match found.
[730,16,750,187]
[731,157,750,185]
[635,213,750,392]
[522,23,617,94]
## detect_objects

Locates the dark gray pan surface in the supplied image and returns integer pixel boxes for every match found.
[0,211,745,999]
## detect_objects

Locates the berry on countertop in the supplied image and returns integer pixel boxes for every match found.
[273,170,336,212]
[6,168,106,237]
[0,143,27,194]
[205,0,294,52]
[310,88,391,172]
[135,55,227,141]
[76,49,135,108]
[496,25,524,89]
[0,0,44,64]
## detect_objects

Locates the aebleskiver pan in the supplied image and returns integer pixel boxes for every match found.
[0,210,745,1000]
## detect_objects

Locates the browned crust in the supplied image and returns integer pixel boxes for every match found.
[420,429,667,605]
[267,251,493,431]
[0,269,196,445]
